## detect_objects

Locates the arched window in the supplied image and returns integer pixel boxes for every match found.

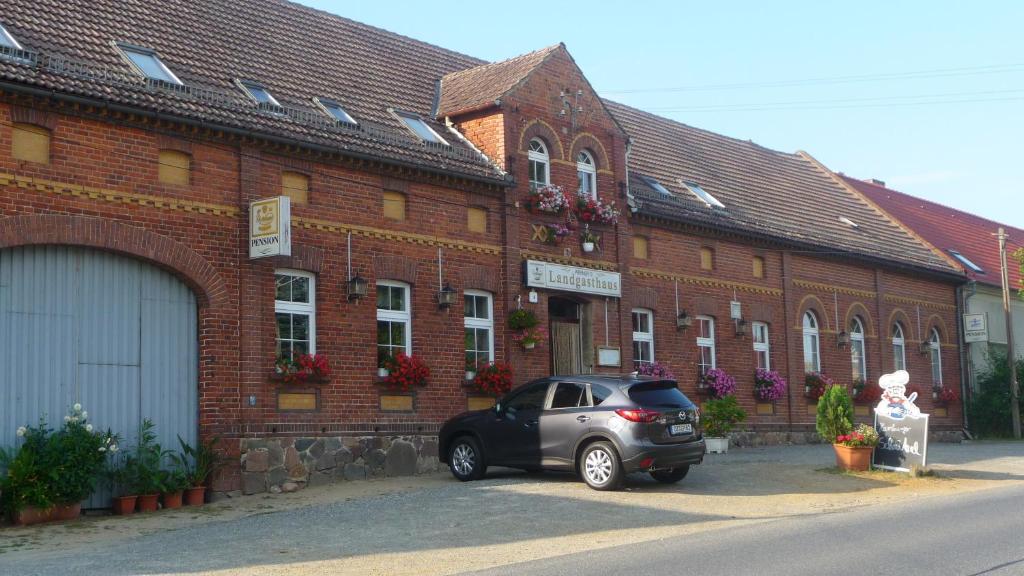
[850,317,867,383]
[929,328,942,385]
[577,149,596,198]
[892,322,906,371]
[527,138,549,188]
[803,311,820,373]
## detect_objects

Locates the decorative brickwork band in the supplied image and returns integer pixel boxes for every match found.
[461,264,500,293]
[0,214,227,309]
[374,255,418,285]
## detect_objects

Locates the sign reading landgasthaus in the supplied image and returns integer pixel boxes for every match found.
[249,196,291,259]
[525,260,621,297]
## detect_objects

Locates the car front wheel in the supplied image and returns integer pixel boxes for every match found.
[449,436,486,481]
[580,441,623,490]
[650,465,689,484]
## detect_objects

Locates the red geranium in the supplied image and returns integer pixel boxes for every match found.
[276,353,330,384]
[937,386,960,404]
[470,362,514,397]
[384,352,430,392]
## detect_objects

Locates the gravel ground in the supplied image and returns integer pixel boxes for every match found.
[1,441,1021,576]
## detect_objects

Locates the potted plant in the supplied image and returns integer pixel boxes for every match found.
[699,368,736,399]
[636,361,675,379]
[275,353,331,384]
[524,184,569,214]
[508,308,539,332]
[852,378,882,405]
[512,325,548,350]
[377,350,394,378]
[49,404,118,521]
[160,466,190,510]
[935,386,959,405]
[702,395,746,454]
[1,421,56,525]
[105,450,138,516]
[580,226,598,253]
[171,435,225,506]
[469,362,514,397]
[804,372,834,400]
[753,368,787,402]
[127,419,166,513]
[573,191,621,225]
[465,358,478,382]
[381,352,431,392]
[833,423,879,471]
[816,384,855,466]
[543,223,571,245]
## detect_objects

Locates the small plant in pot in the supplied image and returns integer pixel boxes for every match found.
[377,350,394,378]
[171,435,225,506]
[49,404,118,521]
[512,325,548,350]
[816,384,856,468]
[125,419,167,513]
[159,467,190,510]
[701,395,746,454]
[507,308,539,331]
[1,421,57,525]
[833,423,879,471]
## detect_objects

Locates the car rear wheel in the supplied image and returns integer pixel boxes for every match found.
[650,465,690,484]
[449,436,486,481]
[580,441,623,491]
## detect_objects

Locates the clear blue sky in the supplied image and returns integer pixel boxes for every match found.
[297,0,1021,227]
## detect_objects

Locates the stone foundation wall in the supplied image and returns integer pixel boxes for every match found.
[728,428,963,448]
[239,435,439,495]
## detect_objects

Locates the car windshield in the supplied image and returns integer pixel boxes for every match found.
[627,380,692,409]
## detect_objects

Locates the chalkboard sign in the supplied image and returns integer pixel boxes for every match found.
[872,369,930,472]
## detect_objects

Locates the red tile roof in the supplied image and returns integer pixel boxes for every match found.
[438,45,561,117]
[841,175,1023,288]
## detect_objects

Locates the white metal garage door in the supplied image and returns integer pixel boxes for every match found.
[0,245,198,508]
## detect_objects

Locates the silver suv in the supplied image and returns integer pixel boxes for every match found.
[439,375,705,490]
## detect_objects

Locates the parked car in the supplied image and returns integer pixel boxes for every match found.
[439,375,705,490]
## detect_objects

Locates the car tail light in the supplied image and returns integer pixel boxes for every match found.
[615,408,660,423]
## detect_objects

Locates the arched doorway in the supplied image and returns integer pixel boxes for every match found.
[549,296,582,375]
[0,245,198,507]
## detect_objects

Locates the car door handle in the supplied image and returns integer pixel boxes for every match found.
[576,415,591,423]
[524,419,539,428]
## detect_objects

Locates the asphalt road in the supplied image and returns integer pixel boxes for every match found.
[465,483,1024,576]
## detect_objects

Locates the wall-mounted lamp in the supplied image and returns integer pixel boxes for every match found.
[919,341,931,355]
[676,310,693,330]
[734,318,749,337]
[347,274,368,301]
[837,331,850,349]
[437,283,457,309]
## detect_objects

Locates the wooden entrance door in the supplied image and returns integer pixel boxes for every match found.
[549,297,582,375]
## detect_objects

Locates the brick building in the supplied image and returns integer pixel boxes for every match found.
[0,0,966,496]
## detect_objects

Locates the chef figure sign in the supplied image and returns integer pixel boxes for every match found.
[873,370,929,472]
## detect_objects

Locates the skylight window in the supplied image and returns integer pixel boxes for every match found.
[638,174,672,196]
[681,180,725,209]
[839,216,860,229]
[315,98,357,126]
[395,111,448,145]
[948,249,985,273]
[0,23,23,50]
[117,44,182,85]
[238,80,281,108]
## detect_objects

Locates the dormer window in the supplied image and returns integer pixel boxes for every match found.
[0,23,23,51]
[638,174,672,196]
[238,80,281,108]
[117,44,182,85]
[315,97,357,126]
[395,111,448,145]
[681,180,725,209]
[948,249,984,273]
[577,150,596,198]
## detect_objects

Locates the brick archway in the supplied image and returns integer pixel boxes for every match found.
[0,214,227,308]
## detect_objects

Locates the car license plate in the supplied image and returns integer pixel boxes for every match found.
[670,424,693,435]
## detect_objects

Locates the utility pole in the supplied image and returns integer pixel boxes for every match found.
[997,228,1022,439]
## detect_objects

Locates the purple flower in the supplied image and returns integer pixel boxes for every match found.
[754,368,788,401]
[637,361,675,379]
[703,368,736,398]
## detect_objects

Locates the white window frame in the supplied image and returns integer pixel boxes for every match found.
[803,311,820,373]
[752,321,770,370]
[527,138,550,188]
[464,290,494,370]
[696,315,716,375]
[314,97,358,126]
[377,280,412,364]
[631,308,655,368]
[577,150,597,199]
[683,181,726,209]
[394,110,449,145]
[0,23,24,50]
[892,322,907,372]
[274,269,316,357]
[850,317,867,383]
[930,328,943,385]
[237,79,281,107]
[117,43,183,85]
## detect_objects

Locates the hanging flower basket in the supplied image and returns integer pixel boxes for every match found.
[753,368,787,402]
[573,191,620,225]
[934,386,959,406]
[852,378,881,404]
[512,326,548,350]
[524,184,569,215]
[699,368,736,399]
[636,361,675,379]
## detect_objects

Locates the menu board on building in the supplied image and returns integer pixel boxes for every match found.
[524,260,621,297]
[872,370,929,472]
[249,196,291,259]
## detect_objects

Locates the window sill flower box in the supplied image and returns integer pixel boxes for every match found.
[270,372,331,385]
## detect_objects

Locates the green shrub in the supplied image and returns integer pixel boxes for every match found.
[702,395,747,437]
[507,309,539,331]
[816,384,853,443]
[969,349,1023,438]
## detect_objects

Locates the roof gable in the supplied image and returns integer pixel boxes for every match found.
[437,44,561,118]
[841,175,1023,288]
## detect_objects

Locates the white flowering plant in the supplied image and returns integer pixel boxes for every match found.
[524,184,569,214]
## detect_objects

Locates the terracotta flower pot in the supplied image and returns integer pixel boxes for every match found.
[137,493,160,513]
[833,443,873,471]
[11,505,54,526]
[184,486,206,506]
[112,495,137,516]
[53,502,82,521]
[162,491,183,509]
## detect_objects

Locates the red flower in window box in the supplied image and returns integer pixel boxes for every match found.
[382,352,430,392]
[470,362,514,397]
[275,353,330,384]
[935,386,959,405]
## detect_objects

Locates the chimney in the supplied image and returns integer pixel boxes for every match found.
[868,178,886,187]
